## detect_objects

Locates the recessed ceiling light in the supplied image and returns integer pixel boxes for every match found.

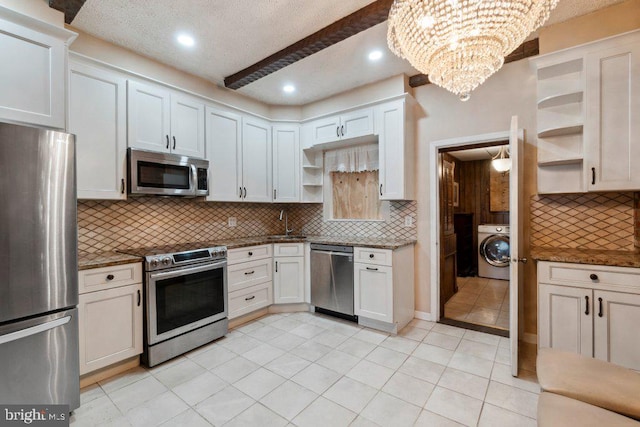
[177,34,195,47]
[283,84,296,93]
[368,50,383,61]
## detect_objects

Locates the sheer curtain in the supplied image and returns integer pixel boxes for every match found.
[324,144,379,173]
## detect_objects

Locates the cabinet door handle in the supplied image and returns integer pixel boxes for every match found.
[590,273,598,281]
[137,290,141,307]
[245,295,255,301]
[366,267,378,271]
[585,295,590,315]
[166,135,170,149]
[592,167,596,185]
[336,126,340,137]
[369,254,374,259]
[273,189,277,200]
[243,187,247,198]
[248,251,253,256]
[379,184,383,196]
[275,261,278,272]
[341,125,344,136]
[598,297,603,318]
[244,270,255,275]
[172,136,176,150]
[121,179,125,194]
[239,187,243,198]
[106,274,115,281]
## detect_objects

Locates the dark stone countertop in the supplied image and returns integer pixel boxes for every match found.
[530,247,640,268]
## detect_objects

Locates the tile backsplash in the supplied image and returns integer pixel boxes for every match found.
[78,199,417,253]
[530,192,636,251]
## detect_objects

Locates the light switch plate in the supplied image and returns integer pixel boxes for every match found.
[404,216,413,227]
[228,217,237,227]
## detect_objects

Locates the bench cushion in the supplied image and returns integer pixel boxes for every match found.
[538,392,639,427]
[537,348,640,420]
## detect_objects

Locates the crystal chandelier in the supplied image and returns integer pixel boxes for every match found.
[388,0,558,100]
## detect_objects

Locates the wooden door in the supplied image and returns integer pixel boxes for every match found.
[242,117,272,202]
[205,106,242,201]
[439,153,457,315]
[274,257,304,304]
[272,125,300,202]
[170,94,205,158]
[127,80,171,153]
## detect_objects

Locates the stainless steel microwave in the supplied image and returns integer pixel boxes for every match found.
[127,148,209,197]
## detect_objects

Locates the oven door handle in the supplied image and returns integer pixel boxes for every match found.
[149,261,227,280]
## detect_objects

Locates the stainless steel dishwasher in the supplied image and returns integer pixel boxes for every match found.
[310,243,356,321]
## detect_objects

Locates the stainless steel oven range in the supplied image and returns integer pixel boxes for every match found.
[120,244,228,367]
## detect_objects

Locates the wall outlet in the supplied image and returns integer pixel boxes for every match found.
[404,216,413,227]
[228,217,237,227]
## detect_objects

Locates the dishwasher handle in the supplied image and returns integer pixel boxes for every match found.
[311,250,353,257]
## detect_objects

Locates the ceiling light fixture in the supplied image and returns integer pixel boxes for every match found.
[368,50,383,61]
[387,0,558,101]
[283,84,296,93]
[176,34,195,47]
[491,146,511,172]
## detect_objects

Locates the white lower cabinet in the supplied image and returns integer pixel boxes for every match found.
[538,261,640,370]
[78,263,143,375]
[274,243,304,304]
[353,245,414,333]
[227,245,273,319]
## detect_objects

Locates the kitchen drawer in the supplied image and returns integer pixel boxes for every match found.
[354,247,392,267]
[274,243,304,257]
[228,258,272,292]
[228,282,272,320]
[538,261,640,293]
[78,263,143,294]
[228,244,272,265]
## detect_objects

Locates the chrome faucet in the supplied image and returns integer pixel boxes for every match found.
[279,209,294,236]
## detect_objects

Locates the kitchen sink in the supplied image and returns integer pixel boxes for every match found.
[267,235,307,240]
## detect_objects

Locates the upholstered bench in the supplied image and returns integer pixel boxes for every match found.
[537,348,640,426]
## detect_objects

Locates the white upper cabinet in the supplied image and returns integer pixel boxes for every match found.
[242,117,272,202]
[585,34,640,191]
[128,80,205,157]
[305,107,374,147]
[205,106,242,202]
[69,59,127,200]
[533,30,640,194]
[377,98,415,200]
[0,6,76,129]
[170,94,206,157]
[272,125,300,202]
[205,106,272,203]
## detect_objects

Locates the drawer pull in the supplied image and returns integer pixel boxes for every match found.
[244,270,255,275]
[137,290,141,306]
[366,267,379,271]
[589,274,598,281]
[369,254,374,259]
[598,297,603,318]
[275,261,278,273]
[585,295,589,315]
[248,251,253,256]
[245,295,255,301]
[106,274,115,281]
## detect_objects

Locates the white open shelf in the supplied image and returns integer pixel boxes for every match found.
[537,157,583,167]
[538,124,583,138]
[538,91,583,109]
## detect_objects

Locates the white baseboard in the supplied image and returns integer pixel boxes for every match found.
[522,333,537,345]
[414,310,435,321]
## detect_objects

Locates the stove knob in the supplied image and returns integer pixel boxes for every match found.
[220,249,226,258]
[149,258,159,268]
[211,250,218,257]
[162,257,172,266]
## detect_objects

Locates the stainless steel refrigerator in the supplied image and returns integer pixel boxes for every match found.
[0,122,79,411]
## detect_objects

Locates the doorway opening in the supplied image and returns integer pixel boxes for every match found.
[438,141,511,336]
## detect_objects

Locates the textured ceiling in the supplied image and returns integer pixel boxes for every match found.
[71,0,629,106]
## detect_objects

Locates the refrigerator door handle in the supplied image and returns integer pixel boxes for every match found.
[0,316,71,345]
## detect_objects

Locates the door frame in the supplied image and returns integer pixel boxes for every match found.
[429,125,524,375]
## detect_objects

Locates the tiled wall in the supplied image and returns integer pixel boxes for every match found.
[530,192,636,250]
[77,199,417,253]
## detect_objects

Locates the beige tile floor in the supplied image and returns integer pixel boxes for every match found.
[444,277,510,330]
[70,312,540,427]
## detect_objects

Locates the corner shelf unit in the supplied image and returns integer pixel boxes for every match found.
[301,148,323,203]
[534,55,585,194]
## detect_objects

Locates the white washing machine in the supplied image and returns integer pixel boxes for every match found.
[478,224,510,280]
